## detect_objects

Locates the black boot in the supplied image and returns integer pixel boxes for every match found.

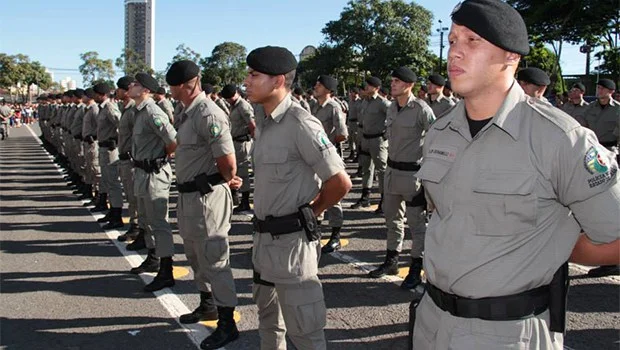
[97,210,112,223]
[369,250,399,278]
[84,191,98,206]
[351,188,371,209]
[126,229,147,250]
[374,194,384,215]
[90,193,108,212]
[72,181,85,194]
[102,208,124,230]
[233,192,251,213]
[231,189,240,207]
[131,249,159,274]
[321,227,342,254]
[78,184,93,200]
[180,291,219,324]
[401,257,423,290]
[118,223,140,242]
[144,257,175,292]
[200,306,239,350]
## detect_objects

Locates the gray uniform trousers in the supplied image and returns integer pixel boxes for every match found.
[73,138,84,179]
[383,193,426,257]
[234,140,252,193]
[83,141,100,188]
[325,203,343,228]
[98,147,123,207]
[252,230,327,350]
[412,293,563,350]
[135,163,174,258]
[361,136,388,192]
[177,185,237,307]
[347,122,358,153]
[119,159,138,225]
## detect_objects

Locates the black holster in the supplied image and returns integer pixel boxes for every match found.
[194,173,225,195]
[548,262,569,334]
[408,289,426,350]
[298,204,320,242]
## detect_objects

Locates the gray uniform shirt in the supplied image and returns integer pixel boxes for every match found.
[69,103,86,136]
[417,82,620,299]
[584,99,620,144]
[348,98,361,123]
[132,97,176,161]
[360,94,391,135]
[175,92,234,183]
[62,104,75,130]
[82,103,100,138]
[252,94,345,220]
[157,98,175,122]
[311,97,348,142]
[386,94,434,164]
[214,97,230,115]
[229,97,254,139]
[561,100,589,126]
[118,99,137,155]
[427,94,455,119]
[96,99,121,142]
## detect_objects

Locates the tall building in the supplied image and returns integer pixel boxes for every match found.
[124,0,155,71]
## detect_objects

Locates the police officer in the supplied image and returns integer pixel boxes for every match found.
[416,85,428,100]
[562,82,589,126]
[69,89,87,196]
[167,60,241,350]
[311,75,348,253]
[426,73,455,118]
[517,67,551,102]
[221,83,256,213]
[351,76,390,214]
[368,67,433,291]
[154,87,175,123]
[443,80,459,103]
[345,88,362,162]
[128,73,178,293]
[203,84,231,116]
[245,46,352,349]
[115,76,142,241]
[93,83,124,230]
[412,1,620,349]
[292,87,311,112]
[81,89,101,203]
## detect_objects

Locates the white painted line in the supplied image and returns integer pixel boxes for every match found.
[26,125,221,350]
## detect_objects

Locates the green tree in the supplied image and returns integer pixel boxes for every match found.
[521,40,563,93]
[79,51,115,86]
[115,48,153,76]
[0,53,53,101]
[200,42,247,86]
[166,44,201,72]
[320,0,436,84]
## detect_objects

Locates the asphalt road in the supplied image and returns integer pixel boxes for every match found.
[1,123,618,350]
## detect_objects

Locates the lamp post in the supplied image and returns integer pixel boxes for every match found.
[437,20,449,74]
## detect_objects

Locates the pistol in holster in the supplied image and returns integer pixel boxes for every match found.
[194,173,215,195]
[298,204,320,242]
[548,261,569,334]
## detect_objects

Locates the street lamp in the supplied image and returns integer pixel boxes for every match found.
[437,20,449,74]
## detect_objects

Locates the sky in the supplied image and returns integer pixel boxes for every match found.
[0,0,593,87]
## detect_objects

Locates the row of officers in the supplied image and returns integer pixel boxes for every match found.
[37,22,619,350]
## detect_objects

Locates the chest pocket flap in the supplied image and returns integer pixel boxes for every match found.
[416,158,453,184]
[261,147,293,182]
[473,170,535,195]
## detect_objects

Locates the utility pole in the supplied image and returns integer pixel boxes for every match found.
[580,42,593,76]
[437,20,449,74]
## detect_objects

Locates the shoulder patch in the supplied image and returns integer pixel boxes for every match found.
[210,123,221,137]
[525,97,580,133]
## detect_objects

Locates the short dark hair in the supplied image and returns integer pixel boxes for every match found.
[284,70,296,90]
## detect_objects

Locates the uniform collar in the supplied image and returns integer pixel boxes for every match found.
[182,92,207,115]
[270,93,293,123]
[319,96,333,108]
[99,99,109,109]
[135,97,154,111]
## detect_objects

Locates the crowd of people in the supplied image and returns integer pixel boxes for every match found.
[13,1,619,349]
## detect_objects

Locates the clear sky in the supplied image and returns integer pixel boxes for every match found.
[0,0,591,87]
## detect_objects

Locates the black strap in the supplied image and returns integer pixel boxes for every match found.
[98,139,116,148]
[252,213,303,236]
[363,132,385,139]
[253,270,275,287]
[177,173,225,193]
[233,134,251,143]
[119,152,131,161]
[387,158,421,172]
[426,283,549,321]
[133,157,167,173]
[406,189,427,208]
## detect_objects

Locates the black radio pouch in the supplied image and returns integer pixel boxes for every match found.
[194,173,214,195]
[298,204,320,242]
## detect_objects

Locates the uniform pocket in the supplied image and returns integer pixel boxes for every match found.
[282,286,326,335]
[417,158,452,184]
[262,148,294,183]
[472,171,537,236]
[264,231,303,280]
[387,169,420,197]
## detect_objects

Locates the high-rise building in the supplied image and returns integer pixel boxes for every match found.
[124,0,155,71]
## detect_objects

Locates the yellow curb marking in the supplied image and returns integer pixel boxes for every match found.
[173,266,190,279]
[199,311,242,328]
[320,238,350,248]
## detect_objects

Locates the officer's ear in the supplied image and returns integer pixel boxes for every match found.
[505,52,521,69]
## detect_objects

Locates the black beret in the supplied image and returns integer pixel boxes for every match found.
[116,76,135,90]
[452,0,530,56]
[517,67,550,86]
[317,75,338,92]
[166,60,200,86]
[246,46,297,75]
[221,84,237,99]
[156,87,166,95]
[84,88,96,99]
[597,79,616,90]
[571,82,586,93]
[135,72,159,92]
[74,88,85,98]
[293,87,304,95]
[202,83,215,94]
[365,76,382,88]
[93,83,111,95]
[428,74,446,87]
[420,85,428,93]
[350,87,360,94]
[63,90,74,98]
[391,67,416,83]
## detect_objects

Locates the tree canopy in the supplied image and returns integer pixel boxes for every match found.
[115,48,153,76]
[79,51,115,86]
[200,42,247,87]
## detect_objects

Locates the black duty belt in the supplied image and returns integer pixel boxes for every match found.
[119,152,131,161]
[253,212,303,236]
[363,132,385,139]
[177,173,225,193]
[600,141,617,148]
[133,157,167,173]
[387,158,420,172]
[426,283,549,321]
[98,139,116,148]
[233,134,251,143]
